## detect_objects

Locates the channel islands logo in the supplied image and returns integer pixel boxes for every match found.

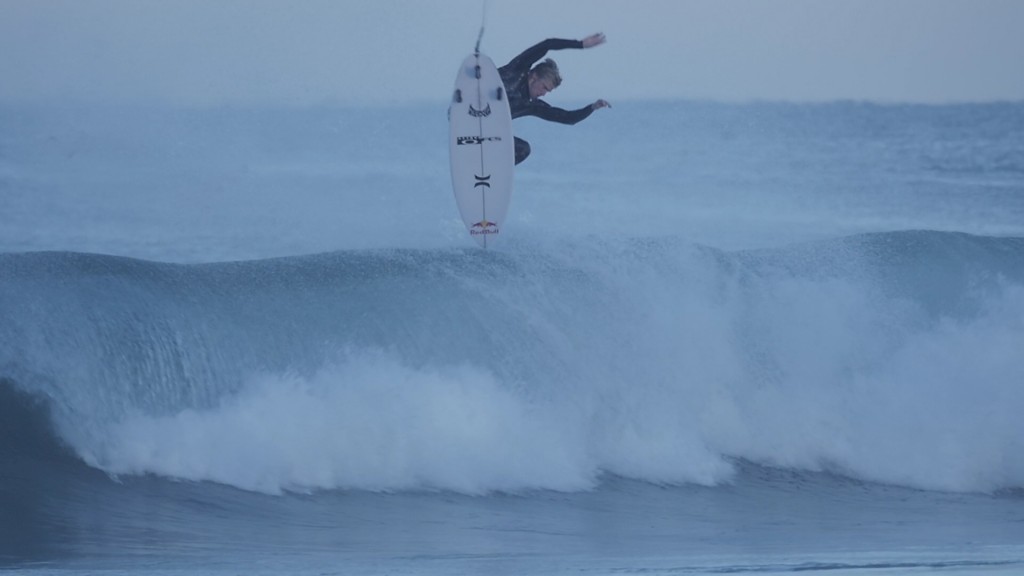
[468,103,491,117]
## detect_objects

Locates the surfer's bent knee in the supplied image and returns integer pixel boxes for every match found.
[514,138,531,165]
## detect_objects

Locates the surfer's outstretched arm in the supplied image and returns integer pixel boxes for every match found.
[503,32,604,72]
[503,38,584,72]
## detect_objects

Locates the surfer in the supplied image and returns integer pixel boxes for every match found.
[498,33,611,165]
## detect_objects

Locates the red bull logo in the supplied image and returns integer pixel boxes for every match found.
[470,220,499,236]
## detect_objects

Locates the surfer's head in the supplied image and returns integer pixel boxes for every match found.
[528,59,562,98]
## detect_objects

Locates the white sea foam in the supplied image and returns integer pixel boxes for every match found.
[73,274,1024,496]
[83,351,595,495]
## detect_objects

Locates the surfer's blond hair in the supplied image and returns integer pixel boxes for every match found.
[530,58,562,88]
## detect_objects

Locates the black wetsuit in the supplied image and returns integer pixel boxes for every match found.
[498,38,596,164]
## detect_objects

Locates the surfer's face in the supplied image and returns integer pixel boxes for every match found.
[528,74,556,99]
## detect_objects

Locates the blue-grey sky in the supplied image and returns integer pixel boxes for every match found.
[2,0,1023,106]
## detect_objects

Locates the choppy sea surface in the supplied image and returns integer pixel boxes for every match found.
[2,100,1024,574]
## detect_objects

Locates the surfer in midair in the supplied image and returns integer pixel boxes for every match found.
[498,32,611,165]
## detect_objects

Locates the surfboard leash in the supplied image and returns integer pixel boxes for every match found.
[474,0,489,55]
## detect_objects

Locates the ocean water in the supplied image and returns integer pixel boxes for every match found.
[2,100,1024,575]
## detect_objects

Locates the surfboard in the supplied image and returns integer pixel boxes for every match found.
[449,52,514,248]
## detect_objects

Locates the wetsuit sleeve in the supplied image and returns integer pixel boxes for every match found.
[503,38,585,72]
[528,100,595,125]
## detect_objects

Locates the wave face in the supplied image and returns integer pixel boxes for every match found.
[2,230,1023,495]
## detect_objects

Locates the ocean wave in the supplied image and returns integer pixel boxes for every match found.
[2,230,1022,495]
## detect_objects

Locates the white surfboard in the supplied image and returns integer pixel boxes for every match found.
[449,52,514,248]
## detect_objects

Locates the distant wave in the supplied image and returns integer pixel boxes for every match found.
[2,230,1023,495]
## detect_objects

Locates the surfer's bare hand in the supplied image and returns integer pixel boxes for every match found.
[591,99,611,110]
[581,33,606,48]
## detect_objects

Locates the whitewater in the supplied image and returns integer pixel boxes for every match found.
[2,101,1024,574]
